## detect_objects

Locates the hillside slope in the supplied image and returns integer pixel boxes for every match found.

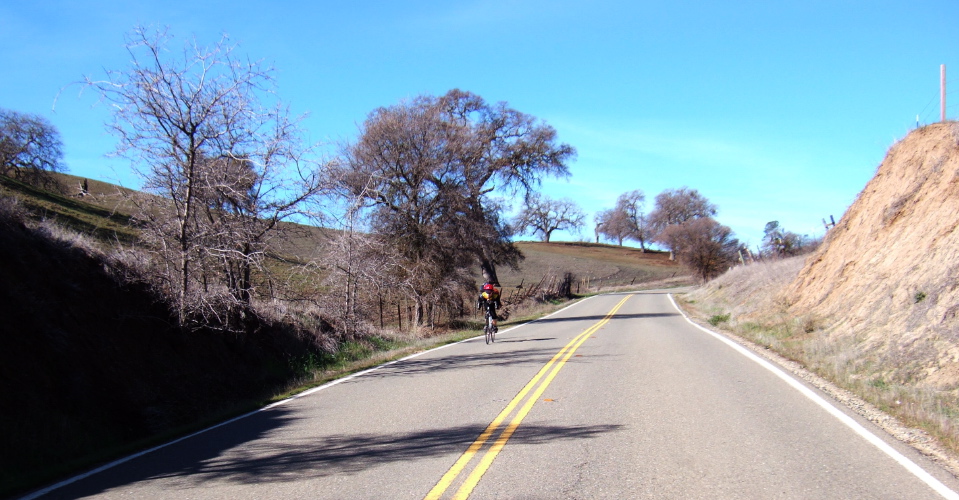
[784,122,959,388]
[502,241,686,293]
[680,122,959,468]
[0,201,318,497]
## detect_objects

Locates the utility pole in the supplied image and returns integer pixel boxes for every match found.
[942,64,947,122]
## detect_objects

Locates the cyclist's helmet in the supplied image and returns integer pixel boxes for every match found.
[482,282,495,292]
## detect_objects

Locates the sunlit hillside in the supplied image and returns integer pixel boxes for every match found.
[682,122,959,474]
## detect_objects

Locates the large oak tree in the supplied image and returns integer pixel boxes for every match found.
[649,187,717,259]
[595,190,650,249]
[336,89,575,326]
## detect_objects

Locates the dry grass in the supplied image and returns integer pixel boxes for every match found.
[680,256,959,474]
[682,257,814,360]
[500,241,686,294]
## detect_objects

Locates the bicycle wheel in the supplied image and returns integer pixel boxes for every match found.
[485,314,493,344]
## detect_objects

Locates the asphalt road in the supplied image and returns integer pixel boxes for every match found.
[28,291,959,499]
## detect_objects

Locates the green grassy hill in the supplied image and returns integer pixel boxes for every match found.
[1,172,689,294]
[0,173,138,245]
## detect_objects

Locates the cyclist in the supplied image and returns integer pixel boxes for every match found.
[477,282,502,333]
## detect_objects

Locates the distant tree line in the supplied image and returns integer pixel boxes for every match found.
[511,185,741,282]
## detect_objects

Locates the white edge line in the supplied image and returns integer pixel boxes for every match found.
[22,295,600,499]
[667,293,959,500]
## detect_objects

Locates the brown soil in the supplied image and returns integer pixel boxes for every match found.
[784,122,959,389]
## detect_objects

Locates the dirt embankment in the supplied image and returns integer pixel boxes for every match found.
[785,122,959,388]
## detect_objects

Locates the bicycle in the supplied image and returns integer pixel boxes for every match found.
[483,302,496,344]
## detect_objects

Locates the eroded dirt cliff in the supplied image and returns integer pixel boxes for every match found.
[786,122,959,388]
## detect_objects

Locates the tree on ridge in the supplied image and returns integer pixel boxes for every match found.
[514,193,585,242]
[0,108,66,191]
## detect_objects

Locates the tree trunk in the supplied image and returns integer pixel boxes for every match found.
[413,295,424,330]
[239,242,252,305]
[176,151,198,325]
[480,257,500,286]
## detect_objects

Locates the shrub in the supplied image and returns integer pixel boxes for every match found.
[708,313,730,326]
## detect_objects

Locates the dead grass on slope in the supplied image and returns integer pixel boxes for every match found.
[501,242,685,293]
[776,122,959,462]
[682,256,814,360]
[682,123,959,473]
[680,257,959,477]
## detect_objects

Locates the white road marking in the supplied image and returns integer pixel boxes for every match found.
[668,293,959,500]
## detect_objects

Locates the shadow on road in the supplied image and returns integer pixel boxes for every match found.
[42,405,621,497]
[352,346,579,379]
[532,312,680,325]
[496,337,556,343]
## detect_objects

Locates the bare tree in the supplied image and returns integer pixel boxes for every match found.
[86,27,328,328]
[649,187,716,230]
[616,190,652,250]
[595,208,630,245]
[0,108,66,191]
[657,217,739,282]
[335,89,574,327]
[649,187,717,258]
[594,190,651,249]
[513,193,585,242]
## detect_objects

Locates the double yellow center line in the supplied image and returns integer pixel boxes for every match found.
[424,294,634,500]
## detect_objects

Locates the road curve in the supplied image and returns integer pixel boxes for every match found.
[27,291,959,499]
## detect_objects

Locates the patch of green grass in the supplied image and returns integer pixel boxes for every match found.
[739,322,766,333]
[368,336,402,351]
[708,313,730,326]
[870,377,890,390]
[290,336,406,375]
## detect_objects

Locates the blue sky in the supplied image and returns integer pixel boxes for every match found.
[2,0,957,247]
